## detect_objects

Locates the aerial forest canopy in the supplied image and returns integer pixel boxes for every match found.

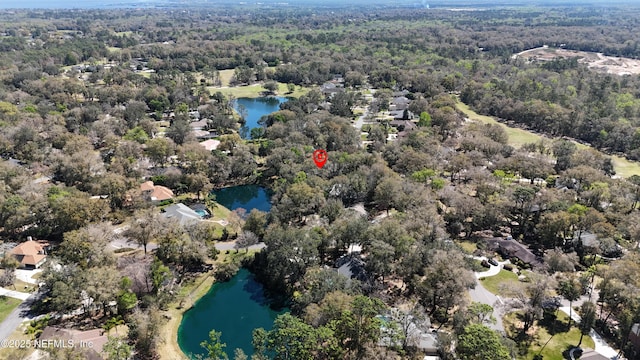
[1,3,640,360]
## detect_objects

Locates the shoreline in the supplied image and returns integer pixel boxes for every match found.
[159,272,216,360]
[158,200,233,360]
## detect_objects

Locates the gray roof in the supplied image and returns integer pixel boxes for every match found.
[163,203,201,224]
[576,231,599,248]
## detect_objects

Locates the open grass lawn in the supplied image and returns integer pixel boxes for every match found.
[0,296,21,323]
[217,248,260,265]
[218,69,235,87]
[457,240,478,254]
[456,99,640,177]
[480,269,519,295]
[4,279,36,293]
[210,202,231,220]
[208,82,309,99]
[504,311,595,360]
[457,101,542,148]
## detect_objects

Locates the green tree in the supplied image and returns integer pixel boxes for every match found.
[261,314,321,360]
[242,209,268,238]
[418,111,431,127]
[456,324,510,360]
[117,277,138,316]
[263,81,278,94]
[146,137,176,167]
[333,295,385,357]
[578,301,597,347]
[150,259,171,295]
[103,336,132,360]
[200,329,228,360]
[166,113,192,145]
[557,276,582,328]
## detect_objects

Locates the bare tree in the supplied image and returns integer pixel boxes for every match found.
[235,231,259,253]
[126,208,161,254]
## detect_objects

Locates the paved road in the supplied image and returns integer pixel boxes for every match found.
[354,107,369,130]
[0,287,30,300]
[468,281,505,332]
[214,241,266,251]
[0,293,39,342]
[15,269,41,285]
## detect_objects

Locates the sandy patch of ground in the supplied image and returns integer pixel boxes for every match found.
[513,46,640,75]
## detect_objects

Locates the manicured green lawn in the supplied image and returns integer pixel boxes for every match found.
[456,101,543,148]
[480,269,519,295]
[0,296,22,323]
[209,82,309,98]
[504,311,595,360]
[456,99,640,178]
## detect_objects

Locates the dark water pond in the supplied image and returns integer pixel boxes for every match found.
[178,268,287,358]
[235,97,287,139]
[212,185,272,213]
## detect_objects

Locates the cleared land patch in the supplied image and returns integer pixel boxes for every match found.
[513,46,640,76]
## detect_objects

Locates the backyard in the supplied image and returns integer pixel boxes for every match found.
[504,311,595,360]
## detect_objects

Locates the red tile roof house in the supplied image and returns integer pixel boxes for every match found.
[140,180,174,202]
[9,240,47,269]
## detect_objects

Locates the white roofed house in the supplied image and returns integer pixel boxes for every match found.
[162,203,202,225]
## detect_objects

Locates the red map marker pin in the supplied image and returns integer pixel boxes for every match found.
[313,149,328,169]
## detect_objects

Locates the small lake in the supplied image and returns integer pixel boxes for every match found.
[235,97,288,139]
[212,185,272,213]
[178,268,287,359]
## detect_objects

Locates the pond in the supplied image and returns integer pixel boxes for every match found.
[212,185,272,213]
[178,268,287,359]
[235,97,288,139]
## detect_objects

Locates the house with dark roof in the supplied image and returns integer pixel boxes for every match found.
[485,237,543,269]
[389,109,414,120]
[9,240,47,269]
[576,349,611,360]
[390,96,411,111]
[320,82,344,99]
[390,119,417,132]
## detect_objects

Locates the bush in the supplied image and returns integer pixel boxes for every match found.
[26,315,50,338]
[215,262,239,282]
[481,260,491,268]
[503,264,514,271]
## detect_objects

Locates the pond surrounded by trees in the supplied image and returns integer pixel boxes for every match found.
[177,268,287,359]
[212,185,272,213]
[235,97,288,139]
